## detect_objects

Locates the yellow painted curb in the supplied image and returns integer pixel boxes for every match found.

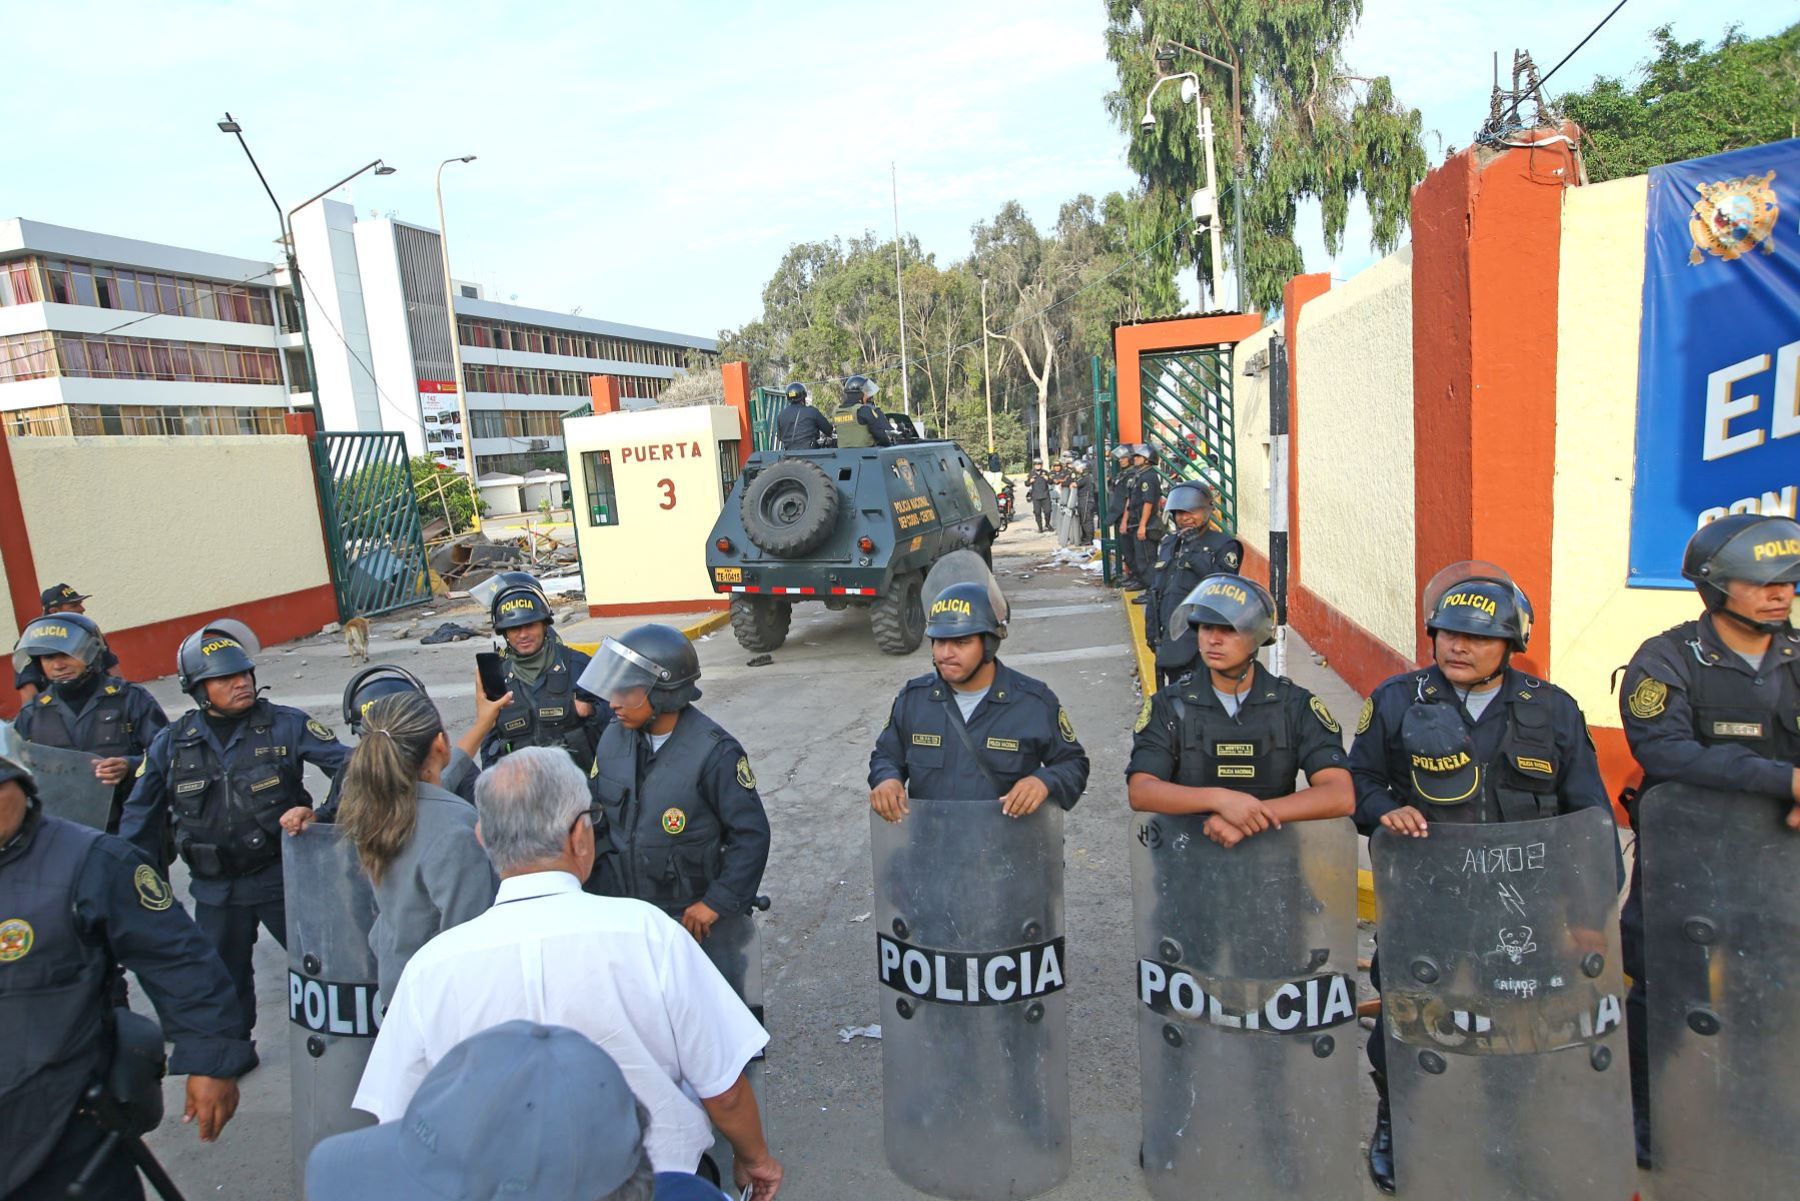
[1358,869,1376,923]
[680,610,732,640]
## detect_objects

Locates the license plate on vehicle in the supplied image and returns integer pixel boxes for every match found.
[714,567,743,584]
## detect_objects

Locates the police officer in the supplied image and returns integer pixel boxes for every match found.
[869,582,1090,820]
[119,623,349,1036]
[1105,445,1136,584]
[1349,562,1614,1193]
[12,613,167,831]
[468,572,608,772]
[1128,574,1352,833]
[775,382,835,451]
[578,624,771,946]
[1144,483,1244,685]
[1617,513,1800,1167]
[1026,467,1052,532]
[1073,458,1097,544]
[13,584,120,705]
[836,375,893,448]
[1128,443,1164,588]
[0,725,254,1199]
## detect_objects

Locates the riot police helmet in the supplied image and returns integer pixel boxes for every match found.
[924,581,1009,663]
[475,571,555,631]
[1422,561,1533,652]
[577,624,702,715]
[175,620,262,697]
[1164,482,1217,515]
[1682,514,1800,631]
[342,664,432,734]
[1173,574,1277,647]
[784,382,810,404]
[1109,444,1133,462]
[0,722,35,795]
[12,612,107,676]
[842,375,879,404]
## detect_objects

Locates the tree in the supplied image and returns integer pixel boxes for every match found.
[1560,23,1800,182]
[1104,0,1427,313]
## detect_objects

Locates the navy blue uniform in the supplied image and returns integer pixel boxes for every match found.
[14,675,168,831]
[1127,664,1347,793]
[1144,528,1245,682]
[119,700,348,1032]
[1616,614,1800,1152]
[1,805,254,1198]
[479,637,610,772]
[855,402,894,447]
[870,662,1090,807]
[775,401,835,450]
[1127,469,1163,583]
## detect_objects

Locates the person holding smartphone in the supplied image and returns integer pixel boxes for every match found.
[466,573,608,772]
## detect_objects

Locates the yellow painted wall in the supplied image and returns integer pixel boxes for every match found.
[564,405,741,608]
[1230,322,1277,550]
[1552,175,1694,723]
[9,435,330,633]
[1294,245,1416,656]
[0,526,14,650]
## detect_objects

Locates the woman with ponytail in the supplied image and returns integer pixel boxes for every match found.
[337,691,497,1003]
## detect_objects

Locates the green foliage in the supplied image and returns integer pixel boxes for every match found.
[409,456,483,535]
[1560,23,1800,181]
[942,392,1028,467]
[1104,0,1428,312]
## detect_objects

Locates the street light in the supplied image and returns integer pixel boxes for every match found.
[1140,74,1226,310]
[435,156,480,491]
[1143,33,1247,310]
[978,275,995,457]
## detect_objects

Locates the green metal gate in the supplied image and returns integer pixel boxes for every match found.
[1092,357,1123,583]
[748,386,786,452]
[1139,346,1238,533]
[312,432,431,620]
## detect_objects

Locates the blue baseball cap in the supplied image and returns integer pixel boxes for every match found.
[306,1022,643,1200]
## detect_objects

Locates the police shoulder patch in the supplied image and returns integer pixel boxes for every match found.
[736,756,757,790]
[1058,707,1078,744]
[1355,698,1374,736]
[134,865,173,912]
[1222,547,1241,570]
[1133,696,1154,734]
[1627,676,1669,721]
[306,718,335,741]
[1309,696,1341,734]
[0,918,33,962]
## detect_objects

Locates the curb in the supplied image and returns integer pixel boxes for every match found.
[680,610,732,640]
[1117,588,1377,923]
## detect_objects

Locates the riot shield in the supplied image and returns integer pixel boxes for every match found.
[284,824,380,1196]
[871,798,1067,1200]
[1373,807,1633,1199]
[702,910,765,1184]
[1640,783,1800,1199]
[22,740,114,829]
[1131,813,1360,1201]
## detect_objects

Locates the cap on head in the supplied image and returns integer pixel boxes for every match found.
[1683,513,1800,612]
[13,613,106,674]
[342,665,430,733]
[1422,561,1532,652]
[1177,574,1276,646]
[1402,703,1481,806]
[40,583,91,612]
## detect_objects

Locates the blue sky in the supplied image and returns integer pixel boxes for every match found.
[2,1,1787,337]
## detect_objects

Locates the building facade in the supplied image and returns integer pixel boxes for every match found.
[0,207,717,483]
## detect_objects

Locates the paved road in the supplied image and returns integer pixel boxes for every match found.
[133,524,1399,1199]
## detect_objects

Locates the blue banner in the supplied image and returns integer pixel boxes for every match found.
[1628,138,1800,587]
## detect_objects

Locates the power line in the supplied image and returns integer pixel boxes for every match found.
[1495,0,1632,129]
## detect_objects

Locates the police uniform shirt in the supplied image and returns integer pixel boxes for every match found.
[1619,613,1800,799]
[480,638,611,769]
[119,700,350,905]
[1132,467,1162,524]
[1347,664,1612,832]
[869,661,1091,807]
[1145,529,1245,658]
[0,805,255,1191]
[1126,665,1347,788]
[14,675,169,777]
[856,402,894,447]
[1112,465,1139,527]
[775,401,834,450]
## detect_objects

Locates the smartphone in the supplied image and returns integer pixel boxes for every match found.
[476,652,508,701]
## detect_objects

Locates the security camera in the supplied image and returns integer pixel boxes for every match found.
[1139,111,1156,130]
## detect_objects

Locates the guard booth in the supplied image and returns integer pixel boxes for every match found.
[563,379,744,617]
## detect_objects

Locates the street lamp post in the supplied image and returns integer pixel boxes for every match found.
[435,156,480,490]
[979,276,995,455]
[1142,73,1224,307]
[1148,37,1247,310]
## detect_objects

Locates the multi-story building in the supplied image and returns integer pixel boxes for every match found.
[0,207,717,480]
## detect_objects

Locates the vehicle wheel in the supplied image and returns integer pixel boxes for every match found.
[870,572,925,655]
[729,594,792,652]
[975,536,994,568]
[740,459,840,556]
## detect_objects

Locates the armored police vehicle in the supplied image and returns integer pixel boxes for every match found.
[705,434,1002,655]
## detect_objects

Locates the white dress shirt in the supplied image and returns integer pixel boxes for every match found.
[352,870,768,1171]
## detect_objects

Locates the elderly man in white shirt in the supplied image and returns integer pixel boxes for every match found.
[353,747,782,1201]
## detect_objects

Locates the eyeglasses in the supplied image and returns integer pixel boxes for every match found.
[570,804,605,834]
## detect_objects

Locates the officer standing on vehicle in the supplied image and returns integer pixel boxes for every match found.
[1145,484,1244,685]
[775,382,835,451]
[0,725,254,1200]
[1128,444,1164,588]
[12,614,167,831]
[836,375,893,448]
[1616,514,1800,1168]
[118,623,349,1037]
[579,624,771,945]
[870,582,1089,820]
[13,584,120,705]
[466,572,609,773]
[1348,562,1614,1193]
[1027,467,1053,533]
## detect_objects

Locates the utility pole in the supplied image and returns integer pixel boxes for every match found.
[892,162,911,416]
[436,156,480,503]
[979,276,995,453]
[1268,335,1291,677]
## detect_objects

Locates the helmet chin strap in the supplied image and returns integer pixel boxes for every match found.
[1714,602,1790,637]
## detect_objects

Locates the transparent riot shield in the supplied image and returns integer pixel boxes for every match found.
[22,741,114,829]
[1641,783,1800,1200]
[1130,813,1360,1201]
[871,798,1067,1200]
[284,824,380,1196]
[1373,807,1633,1199]
[702,909,765,1184]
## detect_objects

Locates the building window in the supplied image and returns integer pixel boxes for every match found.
[582,450,619,526]
[1,402,285,438]
[5,256,276,324]
[456,313,700,369]
[0,333,281,386]
[718,440,740,501]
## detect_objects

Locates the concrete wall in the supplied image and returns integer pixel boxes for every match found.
[1230,322,1276,550]
[1552,175,1694,729]
[1294,246,1416,657]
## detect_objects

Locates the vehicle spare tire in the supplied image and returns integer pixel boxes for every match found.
[740,459,840,556]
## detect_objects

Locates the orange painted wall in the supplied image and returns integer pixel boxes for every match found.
[1113,313,1264,446]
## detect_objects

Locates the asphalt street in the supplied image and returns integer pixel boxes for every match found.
[129,523,1398,1200]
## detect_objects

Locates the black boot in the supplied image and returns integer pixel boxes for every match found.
[1368,1072,1396,1194]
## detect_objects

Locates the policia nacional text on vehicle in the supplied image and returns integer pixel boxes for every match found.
[1348,562,1619,1194]
[465,572,610,772]
[0,724,254,1201]
[119,623,349,1037]
[1616,514,1800,1172]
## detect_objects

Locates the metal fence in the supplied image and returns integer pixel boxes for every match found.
[311,432,431,620]
[1138,346,1238,534]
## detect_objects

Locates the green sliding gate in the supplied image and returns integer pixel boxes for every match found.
[1139,346,1238,533]
[748,386,786,452]
[312,432,431,620]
